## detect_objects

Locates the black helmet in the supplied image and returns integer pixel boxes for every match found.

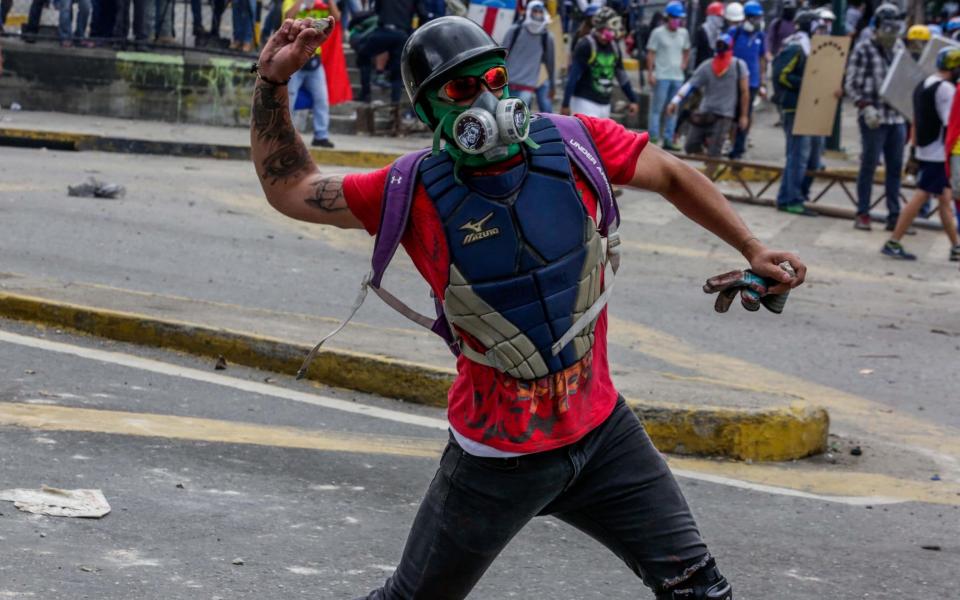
[401,16,507,106]
[873,2,904,25]
[793,9,819,34]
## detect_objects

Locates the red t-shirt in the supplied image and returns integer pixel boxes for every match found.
[343,115,648,454]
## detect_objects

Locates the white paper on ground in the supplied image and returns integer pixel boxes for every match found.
[0,485,111,518]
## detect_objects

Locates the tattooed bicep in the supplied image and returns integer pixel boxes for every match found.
[304,174,348,213]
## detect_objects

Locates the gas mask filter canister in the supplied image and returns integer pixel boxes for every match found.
[451,91,530,157]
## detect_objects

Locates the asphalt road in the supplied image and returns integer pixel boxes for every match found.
[1,145,959,481]
[1,320,957,600]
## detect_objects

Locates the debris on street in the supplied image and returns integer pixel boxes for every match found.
[67,178,126,199]
[0,485,111,518]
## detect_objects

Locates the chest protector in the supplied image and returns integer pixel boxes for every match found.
[420,120,604,379]
[295,115,621,381]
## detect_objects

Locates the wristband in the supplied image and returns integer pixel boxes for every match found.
[249,62,290,86]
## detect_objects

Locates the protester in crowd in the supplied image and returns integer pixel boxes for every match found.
[190,0,228,45]
[772,10,822,216]
[646,1,690,149]
[766,0,797,60]
[667,33,749,162]
[845,0,863,35]
[57,0,93,46]
[112,0,153,48]
[728,0,767,160]
[153,0,175,44]
[845,3,907,231]
[231,0,255,51]
[693,2,725,67]
[0,0,12,33]
[504,1,556,113]
[882,47,960,260]
[945,16,960,41]
[563,6,639,119]
[283,0,340,147]
[905,24,930,60]
[357,0,430,104]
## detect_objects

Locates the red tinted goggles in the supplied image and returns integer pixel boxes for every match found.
[440,66,509,102]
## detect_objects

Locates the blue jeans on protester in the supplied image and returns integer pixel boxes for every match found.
[289,62,330,141]
[516,83,554,114]
[648,78,682,143]
[776,111,812,208]
[358,397,716,599]
[231,0,253,43]
[801,135,825,200]
[58,0,91,40]
[856,119,906,223]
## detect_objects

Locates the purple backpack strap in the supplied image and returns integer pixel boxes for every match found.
[370,149,431,288]
[542,114,621,236]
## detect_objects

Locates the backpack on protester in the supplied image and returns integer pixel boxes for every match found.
[296,114,623,376]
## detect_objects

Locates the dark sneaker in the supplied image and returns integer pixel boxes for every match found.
[950,245,960,261]
[311,138,334,148]
[881,240,917,260]
[777,204,818,217]
[854,214,872,230]
[662,141,681,152]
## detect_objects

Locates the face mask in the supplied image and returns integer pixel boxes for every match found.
[743,21,755,32]
[707,15,724,28]
[450,91,531,159]
[668,18,683,29]
[876,30,899,49]
[598,28,617,43]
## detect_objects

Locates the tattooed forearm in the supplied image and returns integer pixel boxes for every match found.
[252,82,295,145]
[252,81,313,185]
[304,175,347,212]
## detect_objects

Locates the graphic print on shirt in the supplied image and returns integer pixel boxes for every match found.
[590,50,617,97]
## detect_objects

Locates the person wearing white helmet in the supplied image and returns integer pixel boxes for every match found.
[728,0,768,159]
[724,2,744,27]
[817,7,836,34]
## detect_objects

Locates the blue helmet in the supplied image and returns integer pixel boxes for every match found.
[946,17,960,32]
[665,1,686,18]
[744,1,763,17]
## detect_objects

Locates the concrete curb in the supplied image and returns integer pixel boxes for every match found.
[0,291,829,462]
[0,127,402,170]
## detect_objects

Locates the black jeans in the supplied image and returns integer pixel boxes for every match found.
[360,397,714,599]
[356,27,408,103]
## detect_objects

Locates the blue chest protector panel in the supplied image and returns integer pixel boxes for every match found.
[419,118,605,380]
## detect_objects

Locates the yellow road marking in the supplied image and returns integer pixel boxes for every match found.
[0,402,444,458]
[608,317,960,473]
[2,402,957,505]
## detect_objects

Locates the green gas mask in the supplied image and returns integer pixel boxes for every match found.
[414,56,538,178]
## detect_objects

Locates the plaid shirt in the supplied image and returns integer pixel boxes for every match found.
[844,36,905,125]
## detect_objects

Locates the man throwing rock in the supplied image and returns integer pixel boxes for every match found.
[250,15,806,600]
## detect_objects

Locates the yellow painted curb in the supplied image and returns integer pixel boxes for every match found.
[0,292,454,408]
[632,402,828,461]
[0,291,829,461]
[308,147,402,169]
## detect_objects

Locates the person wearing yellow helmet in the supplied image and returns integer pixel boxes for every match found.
[905,24,931,60]
[883,46,960,260]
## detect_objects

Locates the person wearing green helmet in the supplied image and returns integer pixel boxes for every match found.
[249,15,806,599]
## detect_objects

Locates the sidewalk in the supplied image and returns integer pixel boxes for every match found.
[0,271,828,462]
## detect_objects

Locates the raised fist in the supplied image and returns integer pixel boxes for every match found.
[256,17,334,83]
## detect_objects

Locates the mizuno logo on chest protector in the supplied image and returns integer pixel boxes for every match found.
[459,212,501,245]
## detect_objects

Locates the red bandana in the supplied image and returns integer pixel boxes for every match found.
[712,50,733,77]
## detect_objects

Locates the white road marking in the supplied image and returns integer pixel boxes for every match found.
[0,329,910,506]
[0,330,448,431]
[671,469,903,506]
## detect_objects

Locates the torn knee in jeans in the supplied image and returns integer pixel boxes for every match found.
[654,554,733,600]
